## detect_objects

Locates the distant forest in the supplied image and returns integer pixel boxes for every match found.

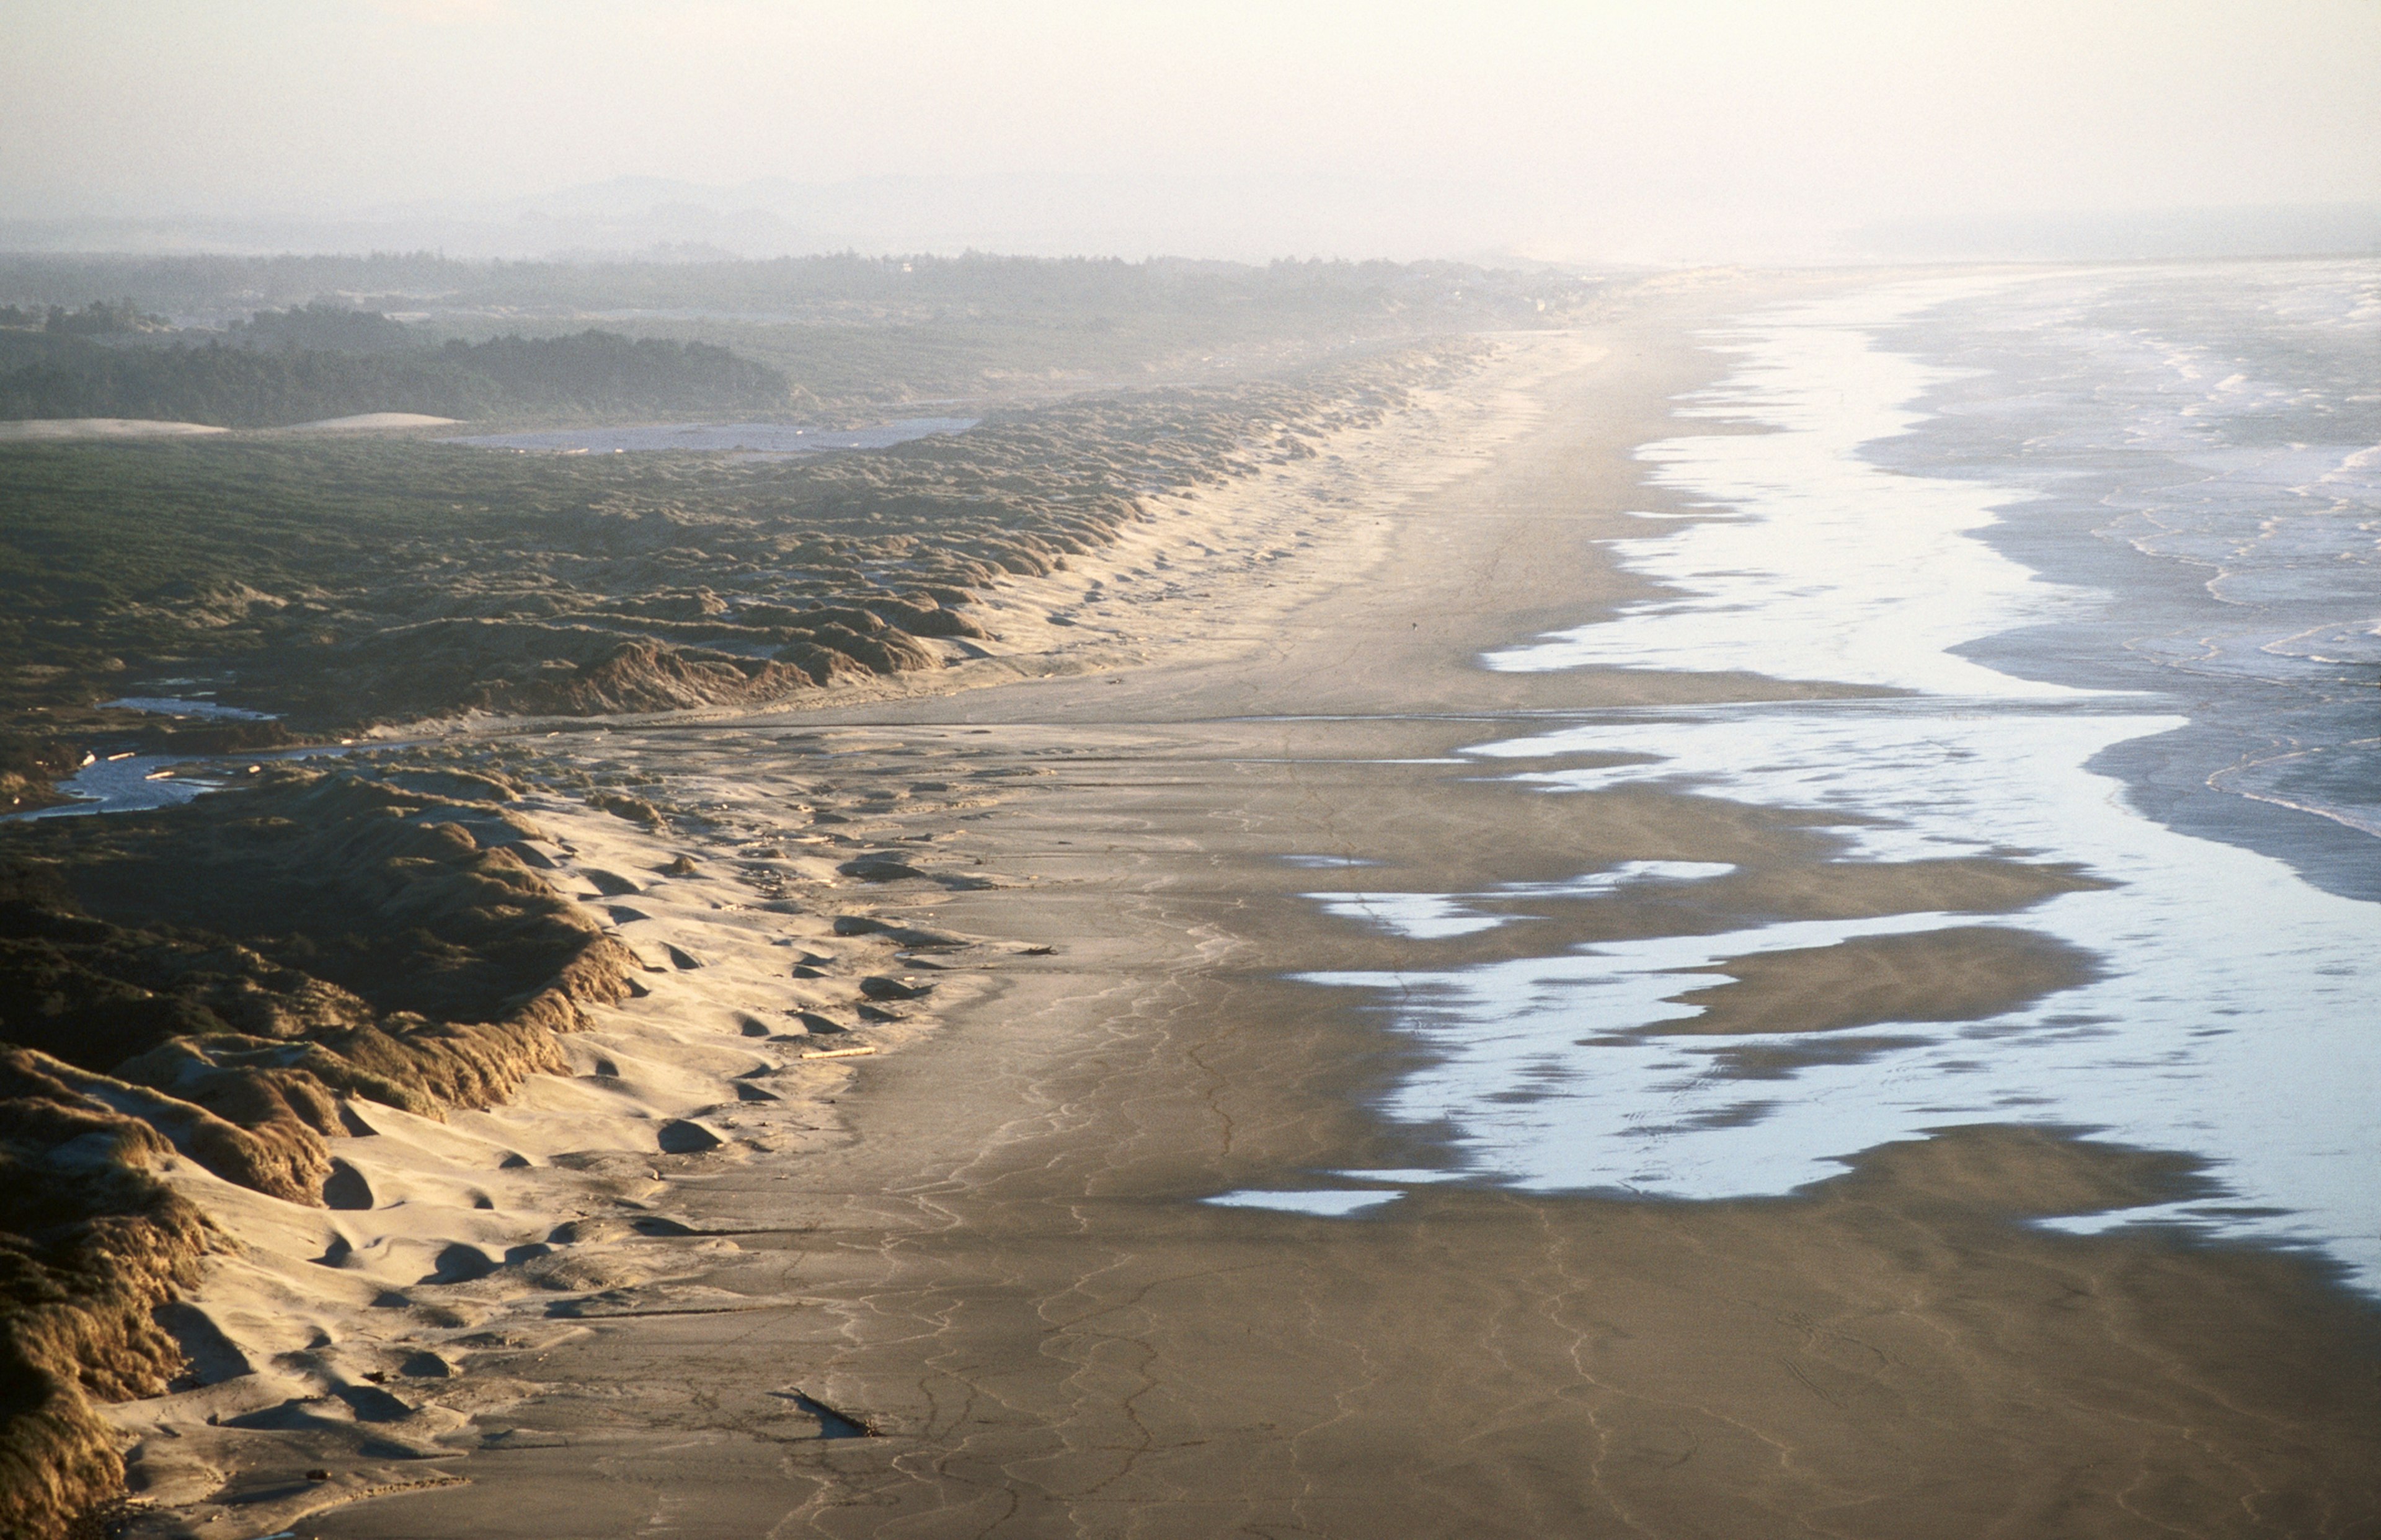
[0,297,169,335]
[0,327,789,427]
[0,252,1601,418]
[0,251,1594,329]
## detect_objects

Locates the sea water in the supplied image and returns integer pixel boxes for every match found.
[1279,263,2381,1288]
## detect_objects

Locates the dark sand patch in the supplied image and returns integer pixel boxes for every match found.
[1664,924,2099,1035]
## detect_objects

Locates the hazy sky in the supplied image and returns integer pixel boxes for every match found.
[6,0,2377,260]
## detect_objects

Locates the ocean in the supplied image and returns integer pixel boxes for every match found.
[1298,262,2381,1289]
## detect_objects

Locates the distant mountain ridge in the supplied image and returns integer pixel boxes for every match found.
[0,172,1546,266]
[6,178,2375,268]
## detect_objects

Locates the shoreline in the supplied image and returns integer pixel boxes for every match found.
[81,277,2381,1537]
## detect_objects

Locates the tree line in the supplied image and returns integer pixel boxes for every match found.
[0,327,790,427]
[0,298,169,335]
[0,252,1602,332]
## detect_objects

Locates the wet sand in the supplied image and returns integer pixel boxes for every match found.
[226,286,2381,1536]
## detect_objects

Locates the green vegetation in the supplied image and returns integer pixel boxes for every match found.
[0,339,1472,738]
[0,329,787,428]
[0,252,1567,780]
[0,249,1559,1534]
[219,301,415,353]
[0,252,1598,409]
[0,298,165,335]
[0,763,639,1540]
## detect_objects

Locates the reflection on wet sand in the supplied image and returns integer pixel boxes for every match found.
[1305,278,2381,1288]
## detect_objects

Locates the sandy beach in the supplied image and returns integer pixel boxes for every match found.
[93,281,2381,1538]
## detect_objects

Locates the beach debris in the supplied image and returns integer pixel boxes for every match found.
[662,854,700,875]
[799,1046,877,1060]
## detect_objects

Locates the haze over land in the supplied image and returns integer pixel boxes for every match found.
[5,0,2376,263]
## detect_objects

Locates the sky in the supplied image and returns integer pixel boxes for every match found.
[5,0,2377,262]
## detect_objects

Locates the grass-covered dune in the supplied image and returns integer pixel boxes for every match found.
[0,252,1597,409]
[0,339,1478,806]
[0,250,1595,338]
[0,332,1488,1531]
[0,763,640,1540]
[0,329,789,430]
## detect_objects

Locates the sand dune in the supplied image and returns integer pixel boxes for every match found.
[64,324,1535,1538]
[96,778,1013,1536]
[280,413,462,433]
[0,417,228,440]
